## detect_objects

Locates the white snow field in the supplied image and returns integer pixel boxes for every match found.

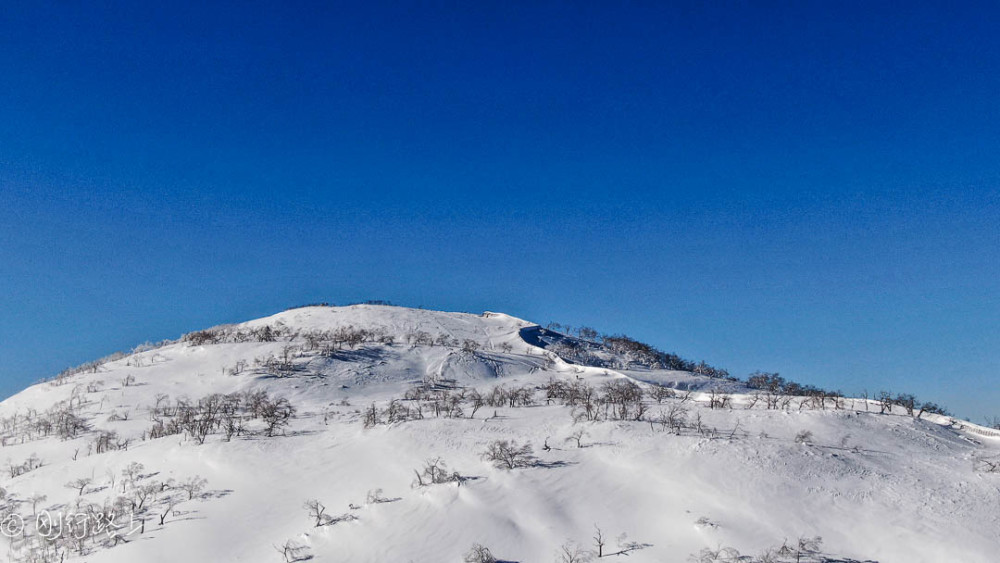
[0,305,997,563]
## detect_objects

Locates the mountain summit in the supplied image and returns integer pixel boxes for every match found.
[1,305,997,562]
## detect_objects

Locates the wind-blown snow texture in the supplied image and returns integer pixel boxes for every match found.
[1,305,997,562]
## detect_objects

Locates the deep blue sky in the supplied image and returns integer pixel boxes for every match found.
[1,2,997,421]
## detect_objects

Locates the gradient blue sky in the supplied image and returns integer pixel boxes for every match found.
[1,2,997,421]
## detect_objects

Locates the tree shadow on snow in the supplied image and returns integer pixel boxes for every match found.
[323,347,389,363]
[200,488,234,500]
[284,428,323,437]
[531,460,574,469]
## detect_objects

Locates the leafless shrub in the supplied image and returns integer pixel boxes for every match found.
[366,488,391,504]
[708,387,731,409]
[557,541,590,563]
[183,330,220,346]
[664,403,688,434]
[304,499,330,527]
[690,535,834,563]
[94,430,128,453]
[146,390,293,443]
[795,536,823,561]
[8,453,43,478]
[974,457,1000,473]
[688,546,742,563]
[601,379,644,420]
[464,544,496,563]
[412,457,463,487]
[275,539,312,562]
[894,393,916,416]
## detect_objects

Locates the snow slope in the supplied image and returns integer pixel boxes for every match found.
[0,305,997,563]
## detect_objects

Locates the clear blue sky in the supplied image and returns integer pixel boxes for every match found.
[1,2,997,421]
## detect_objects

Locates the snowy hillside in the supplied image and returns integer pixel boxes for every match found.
[0,305,997,563]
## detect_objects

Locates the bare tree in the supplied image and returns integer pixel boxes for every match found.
[894,393,916,416]
[593,524,606,557]
[462,389,483,418]
[159,496,180,525]
[648,385,674,403]
[261,396,296,437]
[179,476,207,500]
[727,419,742,440]
[915,401,948,419]
[132,481,160,510]
[481,440,536,470]
[66,477,92,496]
[566,429,587,448]
[600,379,644,420]
[122,461,145,489]
[708,387,732,409]
[27,493,47,517]
[363,403,380,428]
[877,391,893,414]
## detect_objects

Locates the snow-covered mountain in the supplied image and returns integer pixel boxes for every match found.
[0,305,997,563]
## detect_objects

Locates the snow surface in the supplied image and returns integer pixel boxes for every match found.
[0,305,997,562]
